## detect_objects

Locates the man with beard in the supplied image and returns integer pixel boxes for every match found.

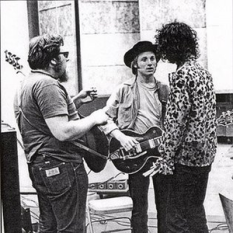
[13,34,108,233]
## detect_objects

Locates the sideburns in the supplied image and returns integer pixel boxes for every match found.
[54,59,63,73]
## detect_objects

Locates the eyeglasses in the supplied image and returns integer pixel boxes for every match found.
[59,51,69,58]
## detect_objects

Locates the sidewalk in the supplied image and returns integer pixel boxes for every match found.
[205,143,233,217]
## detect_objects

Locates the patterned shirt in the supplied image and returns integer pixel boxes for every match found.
[158,59,217,174]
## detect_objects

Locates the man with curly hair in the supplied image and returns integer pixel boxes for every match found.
[14,34,108,232]
[150,21,217,232]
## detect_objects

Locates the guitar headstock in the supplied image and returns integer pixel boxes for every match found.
[4,50,23,72]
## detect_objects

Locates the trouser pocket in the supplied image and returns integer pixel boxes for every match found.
[30,160,73,195]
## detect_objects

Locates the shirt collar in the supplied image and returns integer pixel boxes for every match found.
[31,69,56,79]
[124,75,160,89]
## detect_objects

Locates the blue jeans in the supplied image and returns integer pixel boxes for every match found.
[128,170,150,233]
[167,164,211,233]
[153,173,172,233]
[28,157,88,233]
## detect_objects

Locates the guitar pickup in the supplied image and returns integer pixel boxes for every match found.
[135,144,142,153]
[119,148,126,160]
[148,139,156,149]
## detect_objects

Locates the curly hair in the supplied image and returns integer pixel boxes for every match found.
[28,34,64,69]
[155,22,200,64]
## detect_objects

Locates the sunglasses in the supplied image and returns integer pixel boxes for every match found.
[59,51,69,58]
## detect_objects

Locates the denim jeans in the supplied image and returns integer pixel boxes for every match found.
[167,163,211,233]
[153,173,172,233]
[128,170,150,233]
[28,157,88,233]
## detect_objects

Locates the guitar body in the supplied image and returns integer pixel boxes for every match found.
[83,125,109,173]
[109,127,162,174]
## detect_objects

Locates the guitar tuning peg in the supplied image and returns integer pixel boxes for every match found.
[15,63,22,70]
[5,50,9,61]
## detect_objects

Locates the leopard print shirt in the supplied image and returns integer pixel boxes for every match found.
[158,59,217,172]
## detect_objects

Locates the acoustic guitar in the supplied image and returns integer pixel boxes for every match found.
[109,126,162,174]
[74,124,108,173]
[5,50,108,173]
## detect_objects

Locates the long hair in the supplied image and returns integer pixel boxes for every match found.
[155,22,200,64]
[28,34,64,69]
[131,57,138,75]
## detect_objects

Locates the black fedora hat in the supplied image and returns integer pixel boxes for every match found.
[124,41,157,68]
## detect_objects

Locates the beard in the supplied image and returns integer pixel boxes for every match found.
[58,70,69,83]
[54,60,69,83]
[58,71,69,83]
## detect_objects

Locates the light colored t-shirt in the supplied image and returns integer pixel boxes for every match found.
[133,80,162,134]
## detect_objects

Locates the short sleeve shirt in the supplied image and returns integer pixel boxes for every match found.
[15,70,83,163]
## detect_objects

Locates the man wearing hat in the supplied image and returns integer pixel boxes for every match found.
[102,41,169,233]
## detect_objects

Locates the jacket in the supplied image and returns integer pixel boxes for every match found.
[102,76,169,135]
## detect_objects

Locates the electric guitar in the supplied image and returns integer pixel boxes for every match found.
[5,50,108,173]
[109,126,162,174]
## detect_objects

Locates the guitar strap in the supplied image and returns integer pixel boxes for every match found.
[157,82,169,126]
[16,82,107,160]
[71,141,107,160]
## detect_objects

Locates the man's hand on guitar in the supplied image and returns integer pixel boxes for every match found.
[111,129,138,152]
[109,127,163,174]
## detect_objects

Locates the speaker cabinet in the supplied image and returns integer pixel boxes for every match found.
[1,124,21,232]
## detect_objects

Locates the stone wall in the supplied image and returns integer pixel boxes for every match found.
[139,0,207,84]
[79,0,140,94]
[38,1,78,95]
[37,0,211,95]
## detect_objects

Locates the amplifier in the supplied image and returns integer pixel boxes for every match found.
[1,122,21,232]
[88,179,128,192]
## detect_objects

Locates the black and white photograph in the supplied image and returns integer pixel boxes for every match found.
[1,1,233,232]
